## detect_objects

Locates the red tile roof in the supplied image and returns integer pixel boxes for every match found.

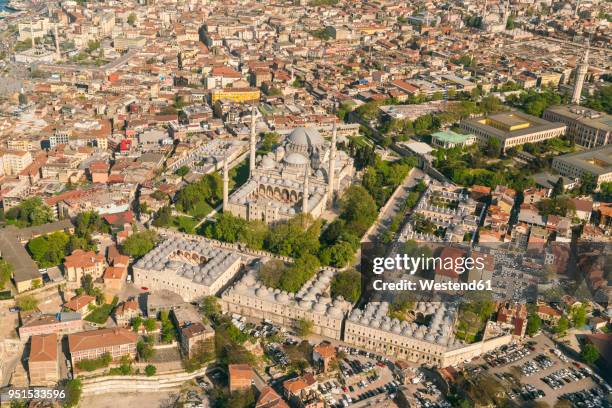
[229,364,253,381]
[64,249,105,270]
[63,294,96,312]
[435,247,467,279]
[68,328,138,353]
[29,333,58,363]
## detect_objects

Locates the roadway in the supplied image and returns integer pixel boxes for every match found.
[363,167,425,244]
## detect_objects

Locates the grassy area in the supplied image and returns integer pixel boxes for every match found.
[189,201,214,219]
[170,216,199,234]
[84,297,118,325]
[85,304,114,324]
[348,135,373,147]
[230,159,249,191]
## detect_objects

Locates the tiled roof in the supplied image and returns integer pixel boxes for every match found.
[63,294,96,311]
[29,333,58,363]
[68,328,138,353]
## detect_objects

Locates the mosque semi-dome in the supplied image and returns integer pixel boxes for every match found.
[284,152,309,166]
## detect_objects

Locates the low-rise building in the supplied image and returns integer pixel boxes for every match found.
[551,146,612,190]
[344,301,513,367]
[312,342,336,372]
[222,269,352,340]
[146,289,187,317]
[460,111,566,152]
[19,313,83,341]
[63,294,96,315]
[543,105,611,149]
[67,328,138,367]
[103,266,127,291]
[430,130,476,149]
[256,386,290,408]
[228,364,253,392]
[133,238,243,302]
[171,306,214,358]
[211,87,260,104]
[28,333,59,386]
[63,249,106,283]
[113,300,141,327]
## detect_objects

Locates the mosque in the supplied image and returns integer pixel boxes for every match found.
[223,108,356,224]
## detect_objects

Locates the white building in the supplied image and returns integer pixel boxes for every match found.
[344,301,513,367]
[133,238,243,302]
[221,268,352,340]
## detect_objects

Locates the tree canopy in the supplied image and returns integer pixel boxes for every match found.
[121,230,158,258]
[5,197,54,228]
[330,269,361,303]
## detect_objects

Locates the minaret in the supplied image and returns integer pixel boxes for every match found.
[302,167,309,214]
[30,19,35,48]
[503,1,509,27]
[54,24,61,59]
[222,156,229,212]
[249,105,257,176]
[574,0,580,18]
[327,122,337,207]
[482,0,488,23]
[572,41,589,105]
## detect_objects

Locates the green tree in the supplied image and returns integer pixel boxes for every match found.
[526,314,542,336]
[571,304,587,328]
[319,241,355,267]
[580,343,600,364]
[277,253,320,293]
[258,259,287,289]
[330,270,361,302]
[295,318,314,337]
[485,138,501,158]
[137,339,155,361]
[5,197,54,228]
[144,364,157,376]
[121,230,158,258]
[27,231,70,268]
[260,132,280,154]
[265,215,321,258]
[480,95,504,114]
[127,13,136,25]
[339,185,378,235]
[552,177,564,197]
[132,315,143,332]
[200,296,221,321]
[152,206,172,228]
[537,196,576,217]
[554,316,570,335]
[62,379,82,408]
[578,172,596,195]
[175,173,223,216]
[585,84,612,114]
[143,318,157,332]
[175,165,190,177]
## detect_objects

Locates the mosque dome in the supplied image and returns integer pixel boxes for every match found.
[261,156,276,169]
[287,127,325,148]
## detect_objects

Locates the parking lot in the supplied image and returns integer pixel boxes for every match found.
[328,347,400,408]
[473,335,607,406]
